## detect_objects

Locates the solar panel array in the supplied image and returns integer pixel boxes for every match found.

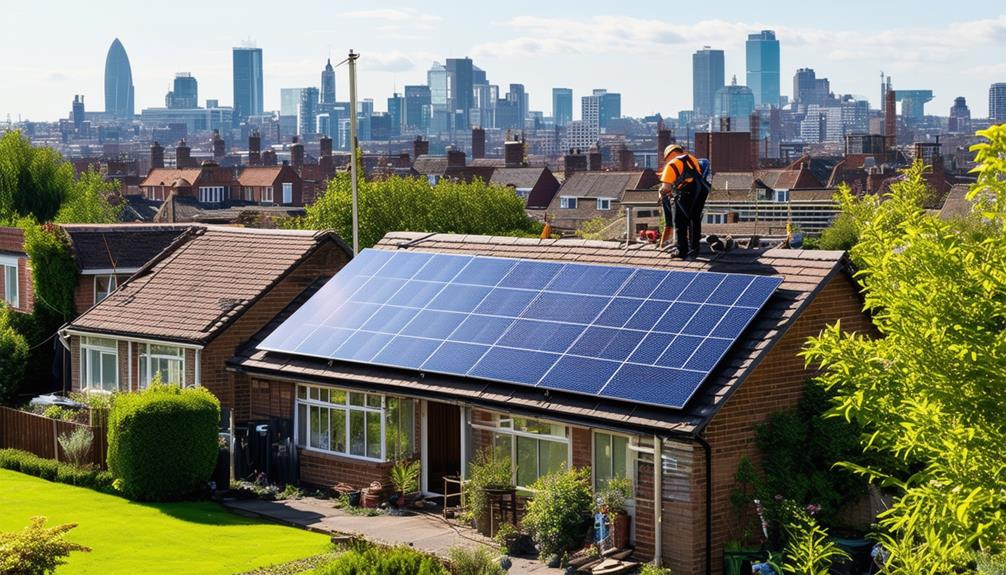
[258,249,783,409]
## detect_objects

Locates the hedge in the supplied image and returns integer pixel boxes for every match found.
[107,384,220,501]
[314,546,445,575]
[0,449,114,492]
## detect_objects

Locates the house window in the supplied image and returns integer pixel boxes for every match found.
[94,275,117,303]
[80,337,118,392]
[282,182,293,204]
[294,384,415,462]
[1,258,18,308]
[559,196,578,209]
[596,198,613,211]
[706,213,726,224]
[775,190,789,203]
[593,431,632,491]
[139,344,185,387]
[262,186,273,203]
[243,187,253,201]
[480,415,569,488]
[198,186,225,204]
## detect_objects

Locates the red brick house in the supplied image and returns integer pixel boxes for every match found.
[139,162,238,204]
[0,227,32,314]
[226,231,871,574]
[60,226,351,406]
[489,167,561,210]
[237,164,304,206]
[546,170,661,230]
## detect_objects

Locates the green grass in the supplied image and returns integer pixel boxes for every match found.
[0,469,332,575]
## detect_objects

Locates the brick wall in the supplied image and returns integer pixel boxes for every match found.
[0,227,33,313]
[299,449,395,491]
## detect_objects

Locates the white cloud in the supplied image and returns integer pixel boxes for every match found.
[338,8,440,23]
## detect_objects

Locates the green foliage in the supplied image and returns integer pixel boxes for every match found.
[21,221,77,321]
[595,476,632,518]
[463,448,513,524]
[0,131,76,223]
[313,545,445,575]
[56,427,93,468]
[40,405,77,421]
[446,545,505,575]
[779,505,850,575]
[107,383,221,500]
[802,138,1006,573]
[389,459,420,495]
[575,216,614,240]
[0,448,114,491]
[754,381,873,527]
[295,174,542,249]
[0,306,28,403]
[637,565,673,575]
[55,169,122,225]
[492,522,519,551]
[521,467,593,561]
[975,552,1006,575]
[813,184,881,260]
[0,516,90,575]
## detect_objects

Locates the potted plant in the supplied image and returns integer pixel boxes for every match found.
[521,467,594,562]
[463,448,513,537]
[362,480,383,508]
[390,459,421,508]
[595,476,632,549]
[494,522,521,555]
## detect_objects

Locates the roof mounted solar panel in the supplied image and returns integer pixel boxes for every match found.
[258,249,784,409]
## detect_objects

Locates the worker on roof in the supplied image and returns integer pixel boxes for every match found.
[658,144,710,259]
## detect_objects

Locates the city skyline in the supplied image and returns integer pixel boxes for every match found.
[2,0,1005,121]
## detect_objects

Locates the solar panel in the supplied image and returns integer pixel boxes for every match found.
[258,249,783,409]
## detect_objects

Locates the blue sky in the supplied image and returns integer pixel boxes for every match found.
[2,0,1004,121]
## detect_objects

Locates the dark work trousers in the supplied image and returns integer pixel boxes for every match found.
[674,180,708,256]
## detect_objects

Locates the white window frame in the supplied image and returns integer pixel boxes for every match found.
[80,336,118,392]
[281,182,293,204]
[262,186,273,203]
[592,430,636,492]
[243,186,254,201]
[775,190,789,203]
[294,383,416,463]
[139,343,185,388]
[199,186,225,204]
[93,274,118,304]
[596,197,613,211]
[1,255,19,309]
[472,414,570,488]
[559,196,578,209]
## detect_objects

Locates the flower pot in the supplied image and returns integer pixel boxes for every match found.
[611,512,630,549]
[832,537,873,575]
[396,493,408,508]
[346,490,361,507]
[363,489,381,508]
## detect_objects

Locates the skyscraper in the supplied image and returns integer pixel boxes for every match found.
[693,47,725,118]
[298,87,319,136]
[715,76,755,130]
[991,83,1006,124]
[388,93,403,137]
[949,97,972,134]
[167,73,198,109]
[404,85,431,132]
[104,38,135,119]
[792,68,817,106]
[233,45,264,127]
[445,58,474,129]
[427,62,449,132]
[321,59,336,104]
[552,88,573,127]
[507,84,527,129]
[594,90,621,129]
[746,30,780,108]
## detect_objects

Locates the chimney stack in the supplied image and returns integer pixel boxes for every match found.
[262,149,278,166]
[657,128,673,168]
[175,140,191,168]
[588,146,602,171]
[563,149,587,176]
[320,136,333,158]
[212,130,225,159]
[446,147,466,168]
[720,117,732,132]
[618,147,635,171]
[749,112,760,169]
[885,89,897,151]
[290,136,304,168]
[504,140,524,168]
[471,127,486,159]
[248,131,261,166]
[397,152,411,168]
[150,141,164,169]
[413,136,429,160]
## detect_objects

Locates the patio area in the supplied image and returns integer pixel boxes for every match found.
[221,496,565,574]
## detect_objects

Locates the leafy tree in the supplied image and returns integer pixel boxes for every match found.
[0,306,29,403]
[803,138,1006,573]
[0,131,75,223]
[55,169,122,225]
[294,174,541,249]
[813,184,881,257]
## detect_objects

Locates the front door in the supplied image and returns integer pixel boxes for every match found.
[426,401,461,495]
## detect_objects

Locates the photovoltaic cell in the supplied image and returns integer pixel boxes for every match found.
[258,248,783,409]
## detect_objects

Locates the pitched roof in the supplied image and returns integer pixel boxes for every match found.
[140,168,204,188]
[230,231,850,438]
[558,170,660,199]
[60,224,192,272]
[237,166,284,187]
[939,184,973,220]
[120,196,163,223]
[68,226,347,344]
[443,166,496,183]
[490,167,548,189]
[412,155,449,175]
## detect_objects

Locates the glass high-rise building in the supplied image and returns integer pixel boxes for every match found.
[715,76,755,130]
[321,59,336,104]
[387,93,403,137]
[298,87,319,136]
[404,85,431,132]
[168,73,198,109]
[594,89,621,129]
[552,88,573,127]
[233,46,264,127]
[990,83,1006,124]
[693,47,725,119]
[746,30,780,108]
[427,62,449,132]
[446,58,474,129]
[104,38,135,119]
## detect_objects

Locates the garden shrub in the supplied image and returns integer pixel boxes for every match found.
[463,448,513,524]
[521,467,593,561]
[0,306,29,404]
[0,449,114,492]
[447,545,504,575]
[313,545,445,575]
[57,427,93,468]
[0,516,90,575]
[107,383,220,500]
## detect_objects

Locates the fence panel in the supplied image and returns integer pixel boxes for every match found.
[0,407,107,468]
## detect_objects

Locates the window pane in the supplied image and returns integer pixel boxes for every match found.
[349,410,365,456]
[138,356,148,388]
[539,440,567,478]
[331,389,346,404]
[81,350,89,388]
[493,433,512,462]
[5,265,16,306]
[400,399,415,458]
[297,404,307,446]
[612,435,628,480]
[150,344,182,357]
[349,392,365,406]
[297,386,307,400]
[385,398,401,459]
[366,394,382,408]
[594,433,613,488]
[331,408,346,453]
[516,436,537,487]
[87,350,101,389]
[366,411,382,459]
[310,406,330,451]
[309,387,319,400]
[101,352,117,391]
[319,388,330,403]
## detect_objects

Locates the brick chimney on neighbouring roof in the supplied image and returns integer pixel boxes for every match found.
[657,128,673,169]
[175,140,191,168]
[397,152,411,168]
[212,130,225,159]
[291,136,304,168]
[504,140,524,168]
[320,136,332,158]
[150,141,164,169]
[446,147,466,168]
[248,131,261,166]
[262,149,277,166]
[413,136,429,159]
[588,146,602,171]
[750,112,760,169]
[564,149,587,176]
[618,147,635,171]
[472,127,486,159]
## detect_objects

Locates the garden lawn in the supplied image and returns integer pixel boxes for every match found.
[0,469,332,574]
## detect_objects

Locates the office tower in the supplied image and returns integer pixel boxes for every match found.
[404,85,431,132]
[746,30,780,108]
[840,97,870,136]
[360,98,374,116]
[990,83,1006,124]
[72,96,85,131]
[507,84,526,127]
[280,88,304,118]
[167,73,198,109]
[298,87,319,136]
[445,58,474,129]
[428,62,449,132]
[321,58,336,104]
[594,89,621,129]
[793,68,817,106]
[949,97,972,134]
[552,88,573,127]
[693,47,725,118]
[582,94,599,128]
[104,38,135,119]
[715,76,755,130]
[233,45,264,126]
[388,93,403,137]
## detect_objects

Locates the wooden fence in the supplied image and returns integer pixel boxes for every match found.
[0,407,107,468]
